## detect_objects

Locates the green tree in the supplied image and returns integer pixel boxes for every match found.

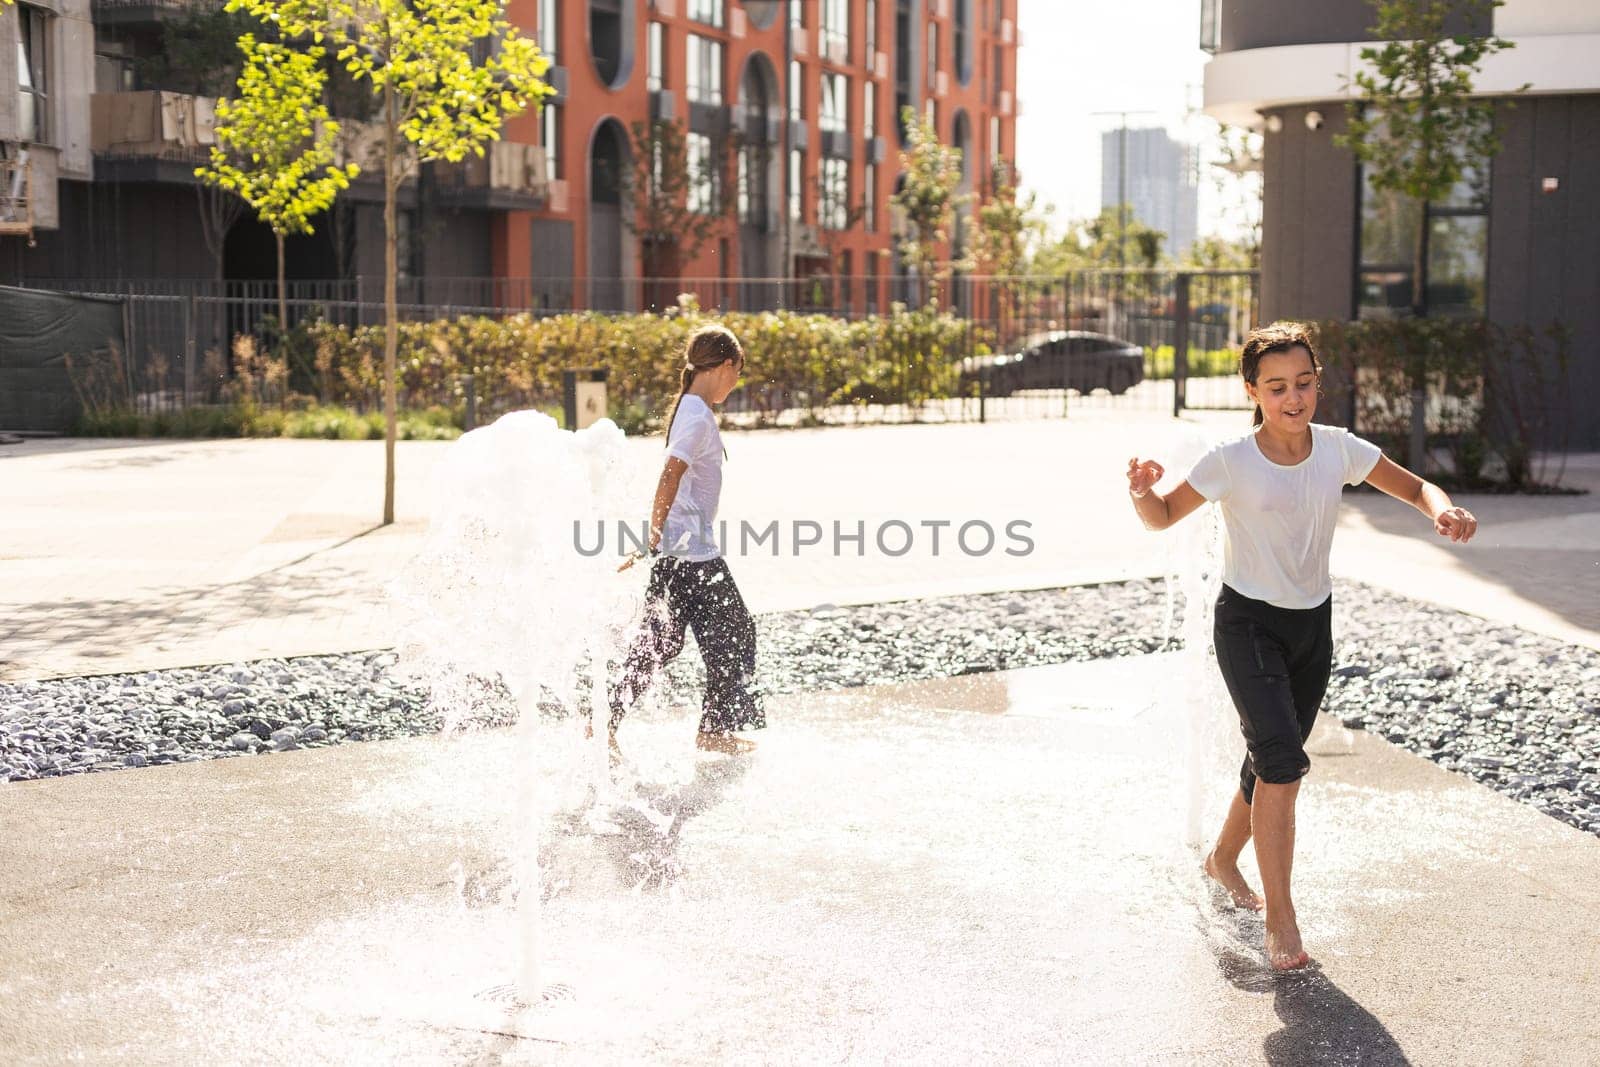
[890,106,968,305]
[967,159,1047,335]
[196,36,356,344]
[617,118,739,305]
[226,0,553,525]
[1335,0,1521,471]
[1336,0,1518,315]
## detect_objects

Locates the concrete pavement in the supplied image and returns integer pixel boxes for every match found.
[2,420,1597,681]
[2,655,1597,1064]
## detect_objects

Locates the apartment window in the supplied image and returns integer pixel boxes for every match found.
[926,22,938,90]
[989,115,1000,161]
[687,34,724,105]
[820,157,849,230]
[540,104,561,180]
[688,0,725,28]
[866,250,880,312]
[788,60,804,121]
[924,98,936,129]
[648,22,665,92]
[865,0,878,61]
[789,149,804,222]
[992,44,1003,104]
[821,0,850,61]
[821,72,848,135]
[864,161,878,232]
[17,5,50,144]
[790,0,805,30]
[894,0,912,144]
[538,0,559,62]
[1358,154,1489,319]
[954,0,972,85]
[737,148,750,222]
[688,131,716,214]
[864,80,877,139]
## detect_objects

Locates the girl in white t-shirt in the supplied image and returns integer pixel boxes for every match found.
[608,324,764,757]
[1125,321,1477,971]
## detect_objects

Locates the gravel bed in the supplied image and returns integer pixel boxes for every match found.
[2,578,1596,836]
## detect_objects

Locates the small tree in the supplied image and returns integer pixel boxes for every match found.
[618,118,739,307]
[197,36,356,346]
[967,159,1046,337]
[890,106,968,306]
[227,0,552,525]
[1335,0,1521,470]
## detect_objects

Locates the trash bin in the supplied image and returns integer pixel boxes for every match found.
[562,368,608,431]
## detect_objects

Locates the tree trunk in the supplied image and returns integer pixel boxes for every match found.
[1409,206,1429,474]
[276,231,287,361]
[383,80,398,526]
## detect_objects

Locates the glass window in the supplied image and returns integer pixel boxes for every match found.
[17,5,50,144]
[865,0,878,60]
[822,0,851,61]
[926,22,938,90]
[989,115,1000,162]
[687,35,724,105]
[538,0,558,62]
[688,131,716,214]
[820,157,849,230]
[738,148,750,223]
[1357,150,1489,319]
[540,104,561,180]
[789,60,804,121]
[789,149,804,222]
[688,0,724,28]
[648,22,665,92]
[924,97,936,129]
[790,0,804,29]
[864,81,877,139]
[864,161,878,232]
[821,73,848,135]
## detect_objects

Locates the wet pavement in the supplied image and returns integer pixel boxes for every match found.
[4,654,1598,1065]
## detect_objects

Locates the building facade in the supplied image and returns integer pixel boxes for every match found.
[498,0,1019,311]
[1098,126,1198,262]
[1,0,1020,312]
[1201,0,1600,446]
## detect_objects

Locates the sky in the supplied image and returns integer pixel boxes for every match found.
[1013,0,1235,239]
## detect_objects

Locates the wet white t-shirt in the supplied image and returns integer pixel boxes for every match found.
[1184,423,1383,610]
[661,395,724,561]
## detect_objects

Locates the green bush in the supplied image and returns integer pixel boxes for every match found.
[1145,345,1236,380]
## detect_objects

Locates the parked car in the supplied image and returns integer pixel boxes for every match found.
[960,331,1145,397]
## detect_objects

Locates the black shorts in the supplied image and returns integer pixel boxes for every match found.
[1213,584,1333,804]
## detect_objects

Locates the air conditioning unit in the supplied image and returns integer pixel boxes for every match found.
[730,6,747,38]
[999,90,1013,116]
[825,37,849,64]
[936,71,949,96]
[548,179,570,214]
[873,51,889,79]
[1001,18,1014,44]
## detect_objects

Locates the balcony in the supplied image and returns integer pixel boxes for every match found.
[92,0,213,26]
[0,156,34,237]
[90,90,217,183]
[433,141,549,210]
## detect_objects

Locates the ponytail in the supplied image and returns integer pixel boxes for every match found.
[1252,403,1263,427]
[664,324,745,446]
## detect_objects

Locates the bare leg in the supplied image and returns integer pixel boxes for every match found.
[1204,788,1264,911]
[1252,779,1309,970]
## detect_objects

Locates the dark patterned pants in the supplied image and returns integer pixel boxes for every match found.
[609,556,765,735]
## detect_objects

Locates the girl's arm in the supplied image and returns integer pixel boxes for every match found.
[649,457,690,551]
[1363,456,1478,543]
[1127,458,1207,532]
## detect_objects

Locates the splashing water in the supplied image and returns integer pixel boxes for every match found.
[1157,428,1243,851]
[389,411,650,1012]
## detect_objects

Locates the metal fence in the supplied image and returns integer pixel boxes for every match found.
[8,270,1258,426]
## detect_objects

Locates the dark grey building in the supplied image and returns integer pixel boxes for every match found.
[1201,0,1600,447]
[1099,126,1199,260]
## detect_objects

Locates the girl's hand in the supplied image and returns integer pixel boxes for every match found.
[1127,458,1164,499]
[1435,506,1478,544]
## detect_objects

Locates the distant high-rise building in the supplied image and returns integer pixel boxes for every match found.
[1099,127,1198,261]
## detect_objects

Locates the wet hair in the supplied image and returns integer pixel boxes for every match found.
[665,323,745,444]
[1239,321,1322,427]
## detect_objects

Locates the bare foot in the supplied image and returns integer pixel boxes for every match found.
[1265,919,1310,971]
[695,731,756,756]
[1203,850,1265,911]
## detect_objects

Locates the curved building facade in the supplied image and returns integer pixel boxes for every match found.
[1200,0,1600,445]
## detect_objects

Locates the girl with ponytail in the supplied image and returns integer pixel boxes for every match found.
[1123,321,1477,971]
[608,324,764,757]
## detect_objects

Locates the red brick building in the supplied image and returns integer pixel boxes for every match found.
[494,0,1020,310]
